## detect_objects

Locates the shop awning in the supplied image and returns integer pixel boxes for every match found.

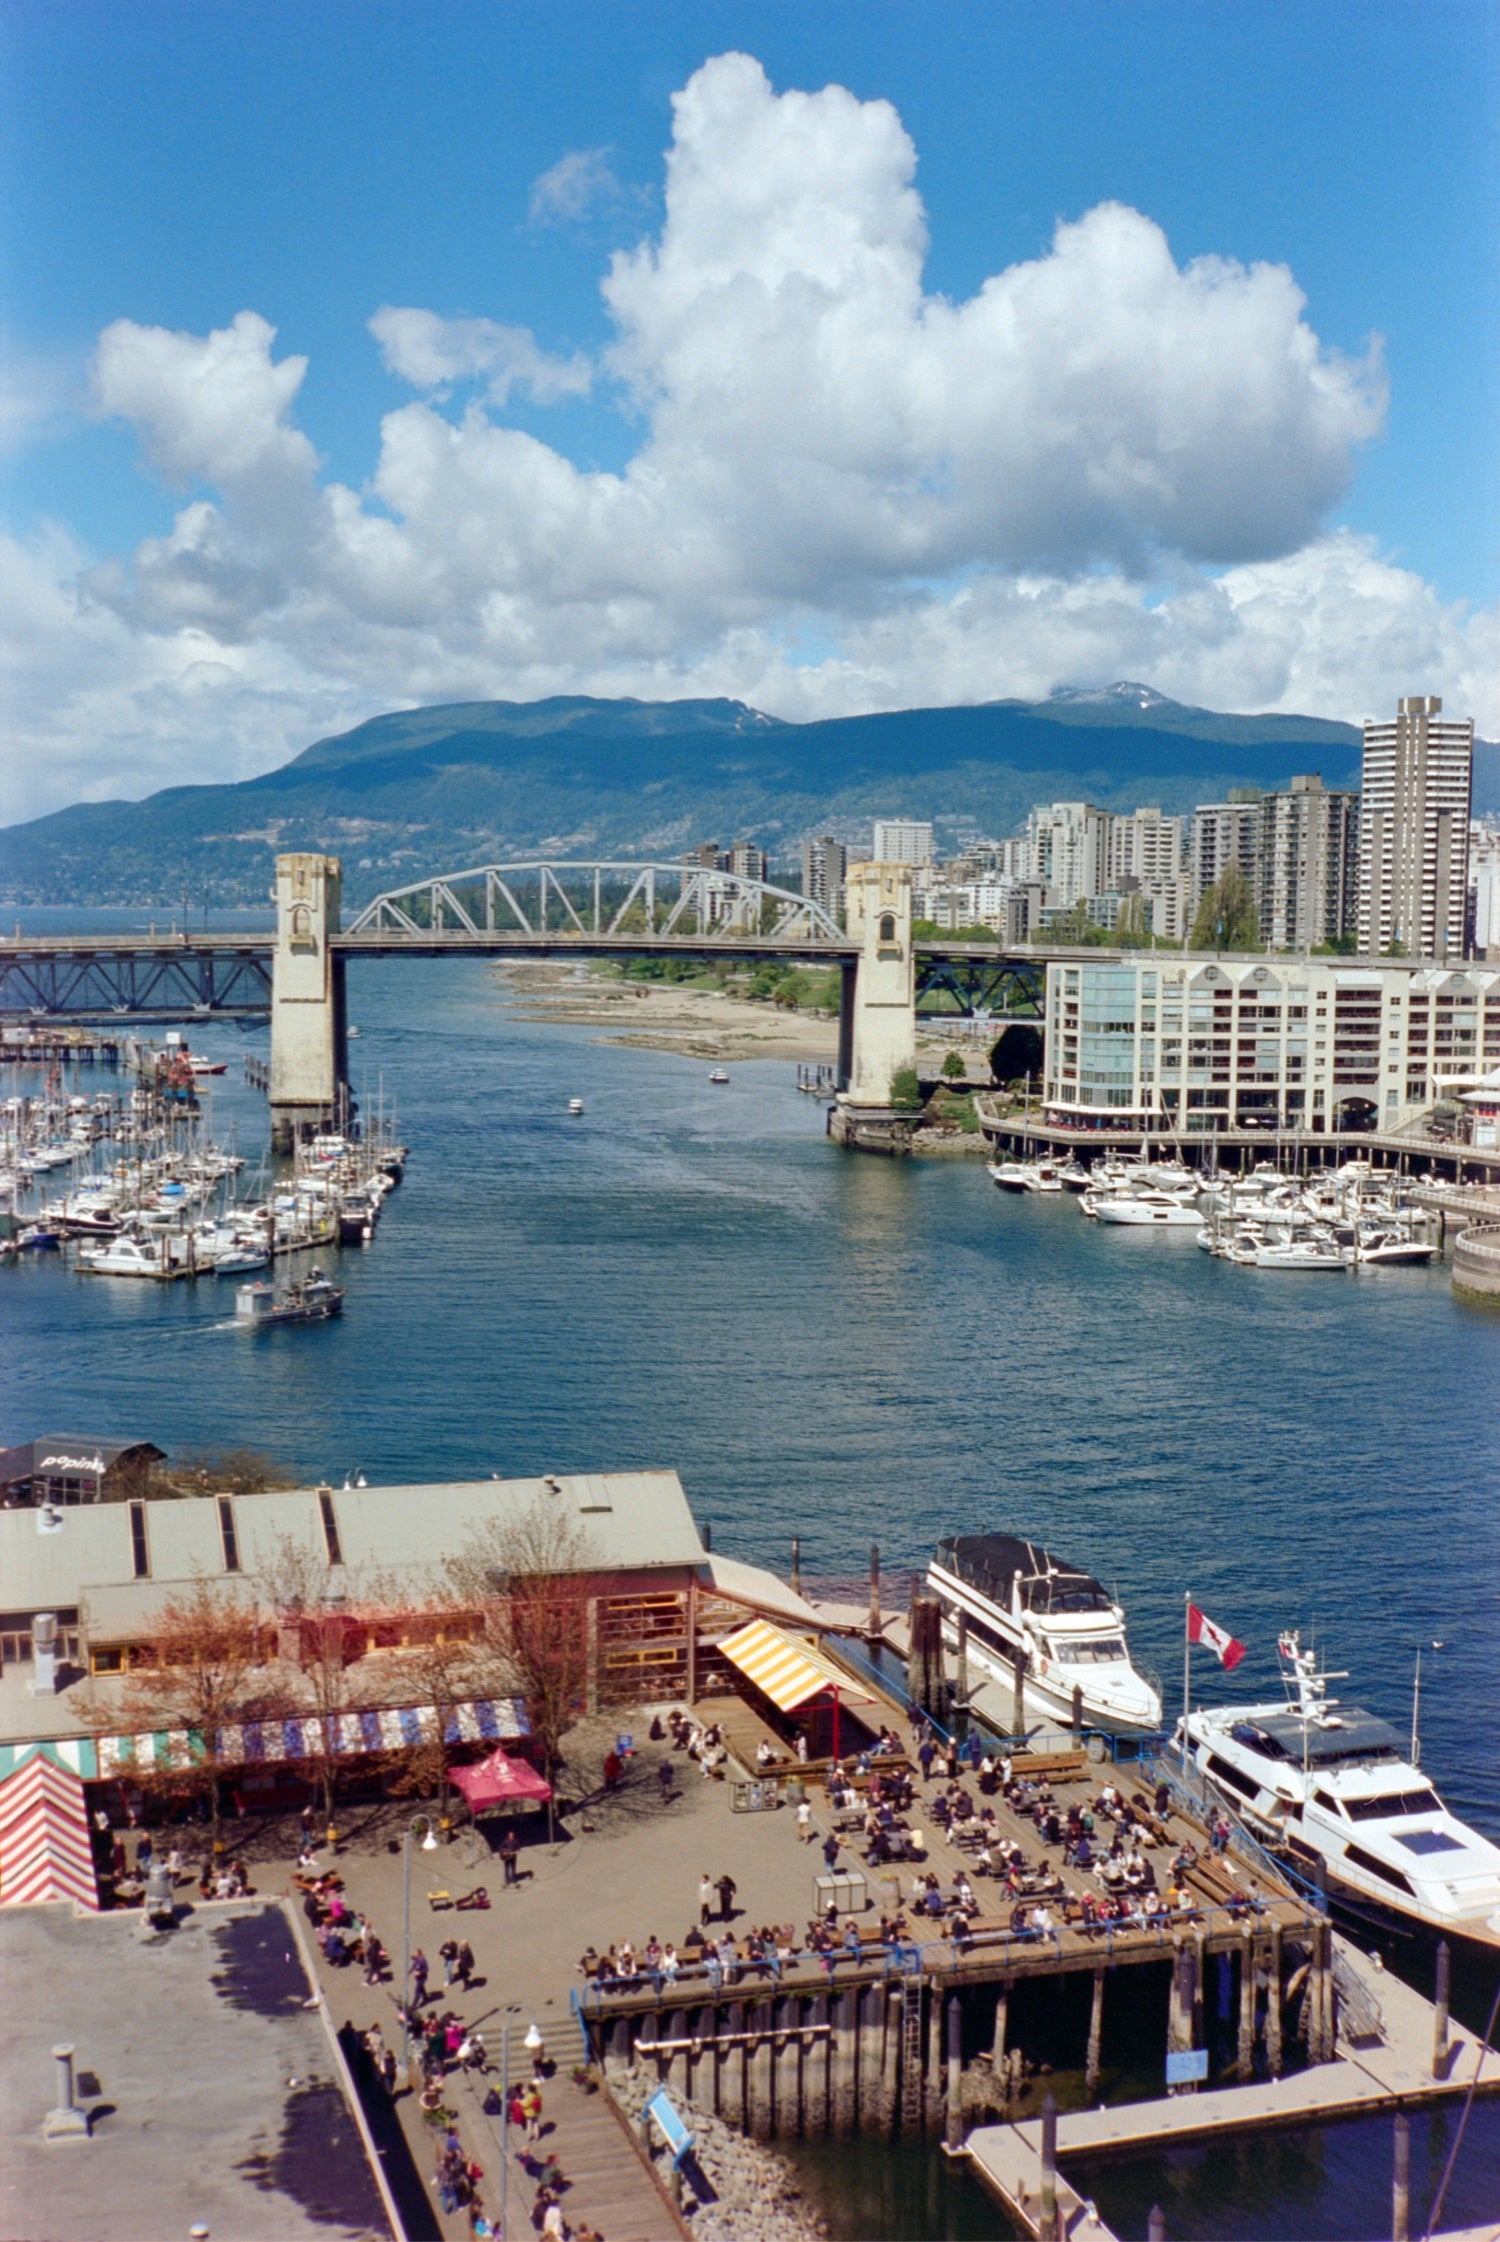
[717,1620,878,1715]
[94,1696,530,1778]
[449,1747,552,1811]
[0,1750,99,1910]
[0,1738,98,1781]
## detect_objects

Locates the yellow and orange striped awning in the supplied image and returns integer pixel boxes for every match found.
[716,1619,878,1715]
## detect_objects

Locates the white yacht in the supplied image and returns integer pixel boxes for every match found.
[987,1160,1065,1193]
[927,1534,1162,1738]
[1181,1633,1500,1954]
[1094,1189,1202,1228]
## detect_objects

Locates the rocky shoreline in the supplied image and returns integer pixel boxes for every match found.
[607,2065,829,2242]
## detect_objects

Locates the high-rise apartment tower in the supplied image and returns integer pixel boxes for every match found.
[1358,697,1473,958]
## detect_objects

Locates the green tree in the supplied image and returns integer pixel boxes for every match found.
[1115,892,1152,947]
[941,1049,967,1080]
[889,1066,923,1110]
[1190,864,1261,953]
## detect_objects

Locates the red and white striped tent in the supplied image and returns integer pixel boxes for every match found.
[0,1748,99,1910]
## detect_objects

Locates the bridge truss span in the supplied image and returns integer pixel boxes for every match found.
[0,940,272,1023]
[345,859,845,949]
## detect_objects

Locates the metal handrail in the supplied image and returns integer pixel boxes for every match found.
[1142,1748,1325,1909]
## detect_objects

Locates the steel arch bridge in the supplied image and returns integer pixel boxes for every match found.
[346,859,846,948]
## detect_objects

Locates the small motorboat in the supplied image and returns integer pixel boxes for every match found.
[186,1056,227,1076]
[708,1070,729,1084]
[236,1270,345,1324]
[212,1242,270,1275]
[567,1098,585,1115]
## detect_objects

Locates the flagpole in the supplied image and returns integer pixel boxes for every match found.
[1182,1592,1192,1765]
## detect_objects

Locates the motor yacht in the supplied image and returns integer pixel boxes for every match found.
[1181,1633,1500,1954]
[1250,1234,1346,1271]
[927,1533,1162,1738]
[987,1160,1064,1192]
[1094,1189,1203,1228]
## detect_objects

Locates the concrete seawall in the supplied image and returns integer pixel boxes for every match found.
[1453,1223,1500,1298]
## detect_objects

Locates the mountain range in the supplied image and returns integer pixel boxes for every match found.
[3,685,1494,908]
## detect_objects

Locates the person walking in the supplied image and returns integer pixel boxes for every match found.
[918,1736,935,1782]
[796,1798,813,1843]
[657,1759,674,1804]
[821,1831,840,1872]
[440,1937,460,1987]
[409,1947,430,2008]
[698,1872,715,1928]
[523,2080,543,2144]
[456,1938,475,1990]
[715,1871,737,1923]
[499,1826,520,1886]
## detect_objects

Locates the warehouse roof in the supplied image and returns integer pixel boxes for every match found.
[0,1469,706,1626]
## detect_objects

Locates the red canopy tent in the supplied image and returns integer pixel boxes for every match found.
[448,1747,553,1813]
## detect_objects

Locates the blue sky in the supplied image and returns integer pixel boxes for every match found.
[1,1,1495,820]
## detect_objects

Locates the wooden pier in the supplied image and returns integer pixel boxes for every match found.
[966,1935,1499,2236]
[576,1701,1329,2147]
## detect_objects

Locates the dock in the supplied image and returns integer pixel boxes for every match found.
[973,1094,1500,1183]
[965,1934,1498,2236]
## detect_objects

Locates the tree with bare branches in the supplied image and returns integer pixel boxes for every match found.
[79,1578,281,1854]
[447,1494,597,1819]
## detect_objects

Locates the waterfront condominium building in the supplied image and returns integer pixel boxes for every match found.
[800,834,848,915]
[1042,955,1500,1133]
[871,817,935,867]
[1258,775,1360,951]
[1358,696,1474,959]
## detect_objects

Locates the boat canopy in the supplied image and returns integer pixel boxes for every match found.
[934,1534,1113,1616]
[1228,1706,1405,1767]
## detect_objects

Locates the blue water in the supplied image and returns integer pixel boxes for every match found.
[5,938,1499,2237]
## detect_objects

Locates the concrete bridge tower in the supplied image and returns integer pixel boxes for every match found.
[269,852,349,1150]
[830,861,918,1145]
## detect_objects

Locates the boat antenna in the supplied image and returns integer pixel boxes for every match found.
[1411,1642,1443,1768]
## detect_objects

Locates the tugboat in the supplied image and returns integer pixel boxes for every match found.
[235,1267,345,1325]
[1181,1632,1500,1954]
[927,1533,1162,1737]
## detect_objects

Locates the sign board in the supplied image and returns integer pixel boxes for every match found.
[1166,2048,1209,2086]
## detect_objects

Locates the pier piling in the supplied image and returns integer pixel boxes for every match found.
[991,1983,1009,2090]
[1237,1929,1256,2079]
[1266,1924,1284,2078]
[1086,1967,1105,2099]
[1038,2092,1060,2242]
[868,1544,881,1641]
[1147,2206,1166,2242]
[945,1997,964,2151]
[1392,2111,1411,2242]
[1432,1940,1450,2078]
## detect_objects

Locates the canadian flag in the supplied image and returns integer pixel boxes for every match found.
[1187,1604,1247,1670]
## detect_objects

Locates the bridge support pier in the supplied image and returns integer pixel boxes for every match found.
[269,852,349,1151]
[828,862,917,1152]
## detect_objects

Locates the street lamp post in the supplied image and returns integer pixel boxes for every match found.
[401,1815,440,2065]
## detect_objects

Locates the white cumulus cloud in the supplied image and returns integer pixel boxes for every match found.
[528,146,626,227]
[2,51,1493,824]
[369,306,592,405]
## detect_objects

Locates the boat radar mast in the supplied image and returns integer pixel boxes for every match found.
[1277,1630,1350,1773]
